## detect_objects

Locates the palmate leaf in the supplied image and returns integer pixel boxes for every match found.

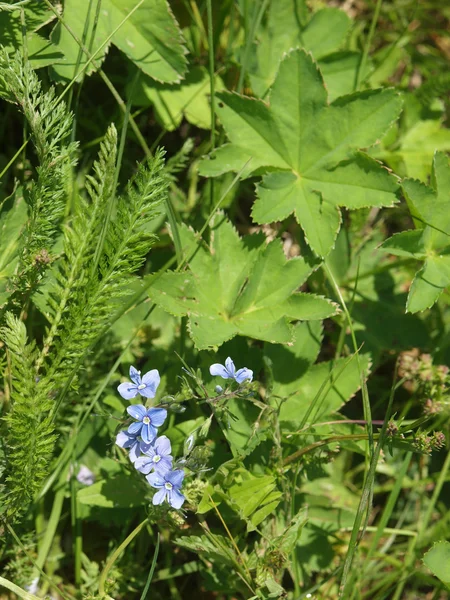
[381,151,450,312]
[200,50,402,257]
[248,1,356,101]
[147,214,337,349]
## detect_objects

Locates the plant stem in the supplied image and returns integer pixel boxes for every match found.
[98,518,149,598]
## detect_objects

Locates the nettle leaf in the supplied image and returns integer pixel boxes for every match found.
[381,151,450,312]
[51,0,187,83]
[174,534,235,565]
[228,470,282,529]
[200,50,402,257]
[265,321,370,428]
[248,2,353,100]
[147,215,337,349]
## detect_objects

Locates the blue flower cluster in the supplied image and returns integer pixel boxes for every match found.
[115,357,253,510]
[115,366,185,509]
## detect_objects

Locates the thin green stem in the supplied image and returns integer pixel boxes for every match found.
[392,447,450,599]
[0,576,40,600]
[237,0,269,93]
[355,0,383,90]
[98,518,149,598]
[139,533,160,600]
[339,374,401,597]
[323,263,373,452]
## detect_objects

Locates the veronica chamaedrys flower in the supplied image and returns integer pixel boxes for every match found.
[115,429,143,463]
[147,469,185,509]
[210,357,253,384]
[118,366,160,400]
[127,405,167,444]
[134,435,173,475]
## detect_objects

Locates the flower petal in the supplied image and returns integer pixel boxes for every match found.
[169,488,185,509]
[141,423,157,444]
[235,367,253,384]
[166,469,185,488]
[128,441,141,463]
[152,488,167,506]
[139,440,154,456]
[115,430,134,449]
[225,357,235,376]
[146,472,165,488]
[140,370,161,398]
[155,435,171,456]
[209,363,231,379]
[127,404,147,420]
[148,408,167,427]
[129,366,142,385]
[128,422,142,436]
[117,382,138,400]
[155,456,173,475]
[135,456,153,474]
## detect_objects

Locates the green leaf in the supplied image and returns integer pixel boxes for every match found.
[174,534,235,565]
[319,52,371,102]
[77,473,145,508]
[200,50,402,257]
[377,120,450,181]
[0,195,28,307]
[228,471,282,528]
[272,508,308,555]
[382,152,450,312]
[266,323,370,427]
[0,1,62,69]
[248,3,351,98]
[51,0,187,83]
[131,66,223,130]
[379,230,426,258]
[147,215,337,349]
[423,541,450,588]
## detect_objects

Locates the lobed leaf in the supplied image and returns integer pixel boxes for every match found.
[381,151,450,312]
[147,215,337,349]
[200,50,402,257]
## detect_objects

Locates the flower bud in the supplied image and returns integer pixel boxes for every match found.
[184,434,195,455]
[215,385,223,393]
[169,403,186,413]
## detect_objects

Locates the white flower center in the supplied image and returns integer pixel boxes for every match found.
[153,454,161,463]
[164,482,173,491]
[142,416,150,425]
[137,383,146,390]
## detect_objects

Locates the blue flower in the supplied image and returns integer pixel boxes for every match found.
[147,469,185,509]
[118,366,160,400]
[115,429,143,463]
[127,405,167,444]
[134,435,173,475]
[210,357,253,384]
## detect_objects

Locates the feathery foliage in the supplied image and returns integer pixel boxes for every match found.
[0,312,56,519]
[0,49,77,306]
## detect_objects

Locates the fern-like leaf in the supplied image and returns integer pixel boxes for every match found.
[0,49,77,306]
[0,313,56,519]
